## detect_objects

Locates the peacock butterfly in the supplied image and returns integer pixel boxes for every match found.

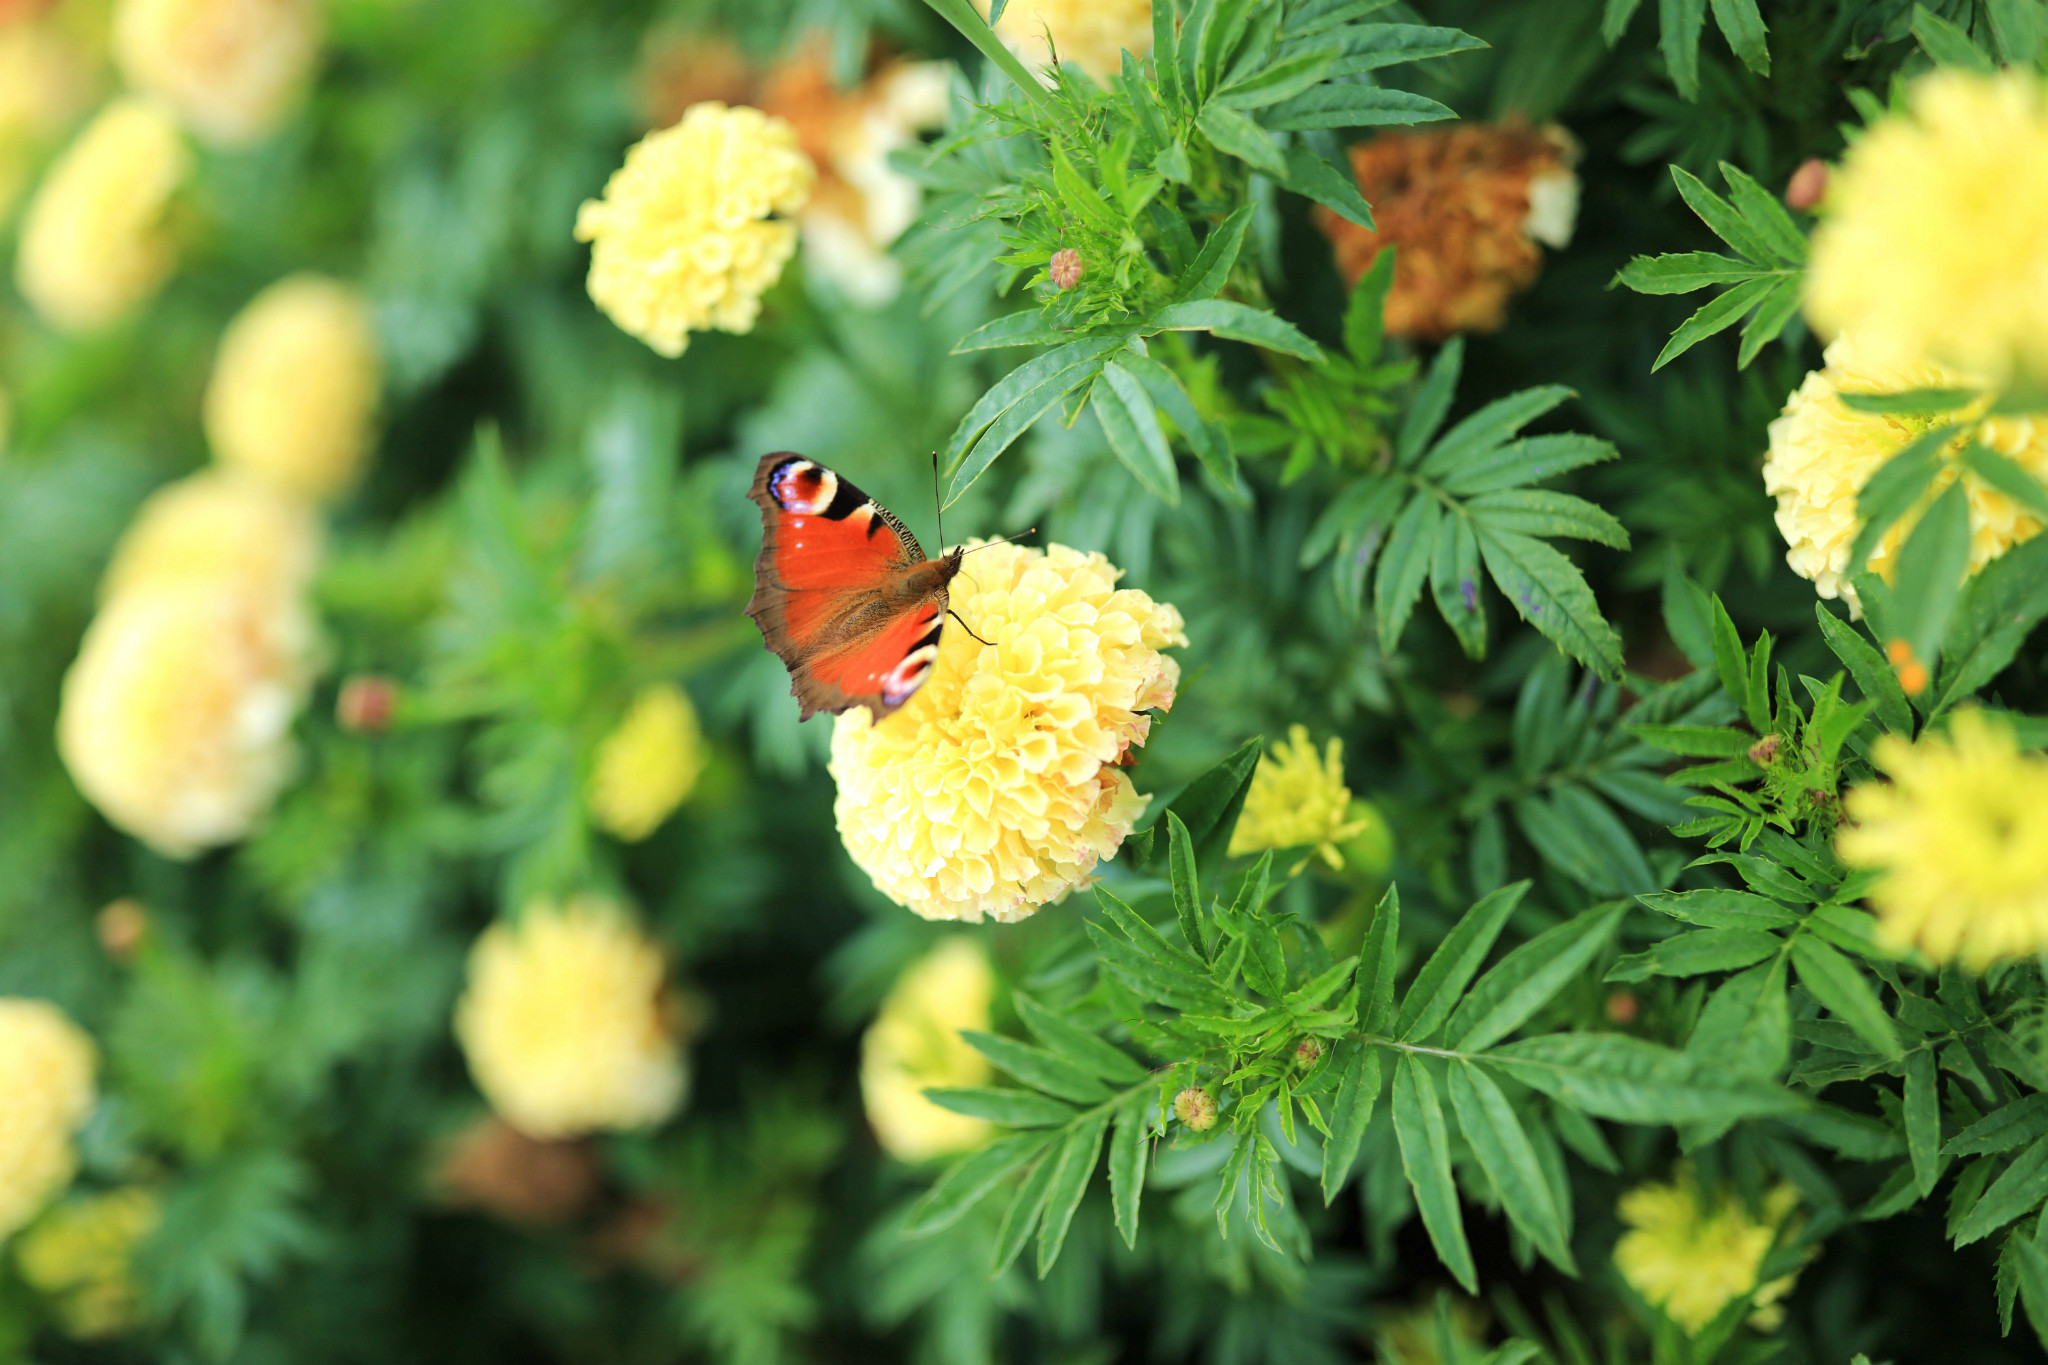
[745,452,964,721]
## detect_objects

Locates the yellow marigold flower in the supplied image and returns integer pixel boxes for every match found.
[1228,725,1370,869]
[0,19,93,218]
[830,541,1186,923]
[589,683,706,842]
[15,97,190,333]
[1761,333,2048,611]
[859,938,996,1162]
[1614,1168,1803,1334]
[14,1187,160,1339]
[1805,70,2048,381]
[0,998,97,1242]
[111,0,321,147]
[57,581,316,858]
[1838,711,2048,968]
[574,102,813,358]
[204,275,381,502]
[454,896,688,1140]
[974,0,1153,79]
[98,470,322,605]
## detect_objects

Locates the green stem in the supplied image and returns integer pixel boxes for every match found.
[920,0,1062,116]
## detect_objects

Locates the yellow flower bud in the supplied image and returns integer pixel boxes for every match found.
[859,938,995,1162]
[0,999,97,1242]
[589,683,706,842]
[112,0,322,147]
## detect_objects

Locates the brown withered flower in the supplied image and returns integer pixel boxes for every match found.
[1315,121,1579,341]
[433,1116,600,1226]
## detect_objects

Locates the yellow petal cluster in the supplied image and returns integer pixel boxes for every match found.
[454,896,688,1140]
[1614,1168,1802,1333]
[589,683,706,842]
[204,275,382,501]
[97,470,322,604]
[859,938,996,1162]
[830,541,1186,923]
[1805,70,2048,381]
[112,0,322,146]
[1761,333,2048,611]
[1838,711,2048,969]
[574,102,813,358]
[15,97,191,333]
[975,0,1154,79]
[1228,725,1369,869]
[14,1187,161,1339]
[0,999,97,1243]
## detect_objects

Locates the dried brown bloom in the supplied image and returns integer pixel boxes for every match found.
[96,899,149,962]
[1748,734,1782,765]
[1049,247,1084,289]
[336,674,397,733]
[1315,121,1579,341]
[1785,157,1828,212]
[1294,1037,1323,1065]
[434,1116,599,1226]
[1605,990,1639,1025]
[637,30,754,131]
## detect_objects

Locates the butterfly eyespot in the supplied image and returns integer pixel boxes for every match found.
[881,644,940,706]
[769,460,838,516]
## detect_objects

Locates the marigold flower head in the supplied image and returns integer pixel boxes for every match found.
[205,275,381,501]
[1316,121,1579,340]
[454,896,688,1140]
[112,0,320,147]
[859,938,996,1161]
[15,97,191,333]
[0,998,97,1242]
[589,683,706,842]
[1762,333,2048,611]
[1614,1167,1803,1333]
[1838,711,2048,968]
[14,1187,160,1338]
[1228,725,1369,869]
[574,102,813,358]
[974,0,1153,79]
[98,470,322,605]
[830,541,1185,923]
[58,579,316,858]
[1805,69,2048,381]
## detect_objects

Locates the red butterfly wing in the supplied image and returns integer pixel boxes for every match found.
[746,452,957,720]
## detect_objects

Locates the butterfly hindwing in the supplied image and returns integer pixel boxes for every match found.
[746,452,958,720]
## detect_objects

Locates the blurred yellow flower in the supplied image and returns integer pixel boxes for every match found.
[1371,1294,1488,1365]
[830,541,1185,923]
[1614,1167,1802,1333]
[57,581,316,858]
[112,0,321,146]
[574,102,813,358]
[454,896,688,1140]
[859,938,995,1161]
[1805,70,2048,380]
[1229,725,1369,869]
[0,998,97,1242]
[98,470,322,605]
[205,275,382,501]
[1838,711,2048,969]
[14,1187,160,1338]
[0,18,93,218]
[589,683,705,842]
[975,0,1153,79]
[1761,333,2048,611]
[15,97,190,332]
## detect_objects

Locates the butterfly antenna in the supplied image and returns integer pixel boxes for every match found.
[959,528,1037,556]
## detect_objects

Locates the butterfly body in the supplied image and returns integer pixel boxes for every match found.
[746,453,963,720]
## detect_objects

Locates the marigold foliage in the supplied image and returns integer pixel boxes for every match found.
[1227,725,1368,868]
[1613,1169,1803,1333]
[0,999,96,1242]
[14,1188,161,1339]
[574,102,813,357]
[859,938,996,1161]
[1806,69,2048,381]
[830,541,1184,923]
[111,0,322,146]
[589,682,706,842]
[454,896,688,1140]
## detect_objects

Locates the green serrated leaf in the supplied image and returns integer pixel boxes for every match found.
[1394,1056,1478,1291]
[1035,1110,1110,1276]
[1109,1097,1149,1248]
[1790,935,1902,1059]
[1449,1061,1575,1272]
[1397,881,1529,1040]
[1450,903,1626,1052]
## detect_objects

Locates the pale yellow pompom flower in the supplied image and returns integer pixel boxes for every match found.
[1806,70,2048,381]
[0,999,97,1243]
[15,1187,161,1339]
[574,102,813,358]
[589,683,706,842]
[1838,711,2048,969]
[205,275,382,501]
[1228,725,1369,869]
[830,541,1185,924]
[1761,333,2048,611]
[112,0,321,147]
[1614,1167,1803,1333]
[15,97,191,333]
[0,19,94,219]
[860,938,996,1162]
[454,896,688,1140]
[57,581,316,858]
[99,470,322,605]
[975,0,1154,79]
